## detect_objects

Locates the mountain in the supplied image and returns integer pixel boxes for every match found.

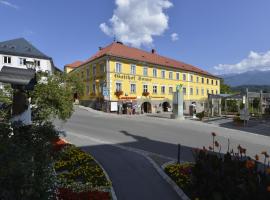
[221,70,270,87]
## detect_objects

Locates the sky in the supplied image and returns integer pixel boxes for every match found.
[1,0,270,75]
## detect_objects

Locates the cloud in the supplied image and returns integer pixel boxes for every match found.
[213,51,270,74]
[23,30,35,36]
[171,33,179,41]
[0,0,19,9]
[100,0,173,47]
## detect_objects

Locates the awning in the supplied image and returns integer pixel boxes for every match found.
[0,66,35,86]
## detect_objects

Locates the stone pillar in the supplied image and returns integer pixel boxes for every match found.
[172,87,185,120]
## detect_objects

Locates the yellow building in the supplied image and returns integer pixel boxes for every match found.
[69,41,220,114]
[64,60,83,73]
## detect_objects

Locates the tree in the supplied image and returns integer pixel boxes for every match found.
[0,84,12,121]
[220,79,232,94]
[30,72,84,123]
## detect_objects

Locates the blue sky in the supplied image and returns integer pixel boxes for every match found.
[1,0,270,74]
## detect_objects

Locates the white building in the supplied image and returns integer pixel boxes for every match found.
[0,38,56,89]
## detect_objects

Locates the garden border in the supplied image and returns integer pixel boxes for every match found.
[60,138,118,200]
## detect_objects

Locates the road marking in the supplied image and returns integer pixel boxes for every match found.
[65,131,190,200]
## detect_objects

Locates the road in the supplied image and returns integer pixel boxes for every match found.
[59,106,270,199]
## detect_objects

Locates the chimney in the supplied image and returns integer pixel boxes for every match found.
[99,47,103,51]
[151,49,156,54]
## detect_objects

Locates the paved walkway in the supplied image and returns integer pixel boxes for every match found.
[64,131,181,200]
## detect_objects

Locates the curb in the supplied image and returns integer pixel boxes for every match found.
[60,137,118,200]
[115,144,190,200]
[92,156,118,200]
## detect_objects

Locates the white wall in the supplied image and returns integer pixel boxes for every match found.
[0,53,53,73]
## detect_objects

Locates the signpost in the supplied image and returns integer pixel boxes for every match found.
[102,87,109,97]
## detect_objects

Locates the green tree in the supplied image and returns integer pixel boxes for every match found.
[0,84,12,120]
[220,79,232,94]
[30,72,84,123]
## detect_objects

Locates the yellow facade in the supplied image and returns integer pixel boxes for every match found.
[71,55,220,113]
[64,66,75,74]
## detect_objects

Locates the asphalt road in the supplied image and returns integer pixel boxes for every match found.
[59,106,270,199]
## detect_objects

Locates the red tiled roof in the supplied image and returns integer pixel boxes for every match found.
[79,42,218,78]
[65,60,83,68]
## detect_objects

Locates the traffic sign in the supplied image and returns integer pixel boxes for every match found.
[102,87,109,97]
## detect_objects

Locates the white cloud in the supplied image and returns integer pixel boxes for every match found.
[100,0,173,47]
[213,51,270,74]
[0,0,19,9]
[171,33,179,41]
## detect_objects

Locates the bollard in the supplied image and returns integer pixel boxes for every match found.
[177,144,181,164]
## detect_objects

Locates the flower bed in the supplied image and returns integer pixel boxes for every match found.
[53,139,112,200]
[164,133,270,200]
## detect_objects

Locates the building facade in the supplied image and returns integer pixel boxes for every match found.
[0,38,55,90]
[69,42,220,114]
[64,60,83,73]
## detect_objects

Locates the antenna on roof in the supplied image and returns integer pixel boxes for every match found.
[113,35,116,42]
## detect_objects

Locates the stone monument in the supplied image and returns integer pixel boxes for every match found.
[171,85,185,120]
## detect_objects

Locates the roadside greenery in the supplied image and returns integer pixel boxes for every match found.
[0,122,59,200]
[0,84,12,120]
[165,132,270,200]
[31,72,84,123]
[53,140,111,200]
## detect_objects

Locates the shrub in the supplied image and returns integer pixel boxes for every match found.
[165,133,270,200]
[196,111,204,120]
[0,123,59,200]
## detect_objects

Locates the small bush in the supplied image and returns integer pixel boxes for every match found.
[196,111,204,120]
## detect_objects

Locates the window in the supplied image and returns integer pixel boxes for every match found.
[216,80,218,85]
[19,58,26,66]
[161,70,166,79]
[153,85,157,94]
[130,83,136,93]
[115,62,122,73]
[176,73,180,80]
[196,88,199,95]
[169,72,173,79]
[143,67,148,76]
[207,89,210,94]
[100,64,105,73]
[169,86,173,94]
[161,86,165,94]
[216,90,218,94]
[92,84,96,94]
[202,78,204,84]
[86,85,90,95]
[116,82,122,92]
[212,90,214,94]
[190,88,193,95]
[81,71,84,78]
[86,67,90,78]
[34,60,40,67]
[131,64,136,75]
[93,65,96,76]
[201,88,204,96]
[207,79,209,84]
[196,77,199,83]
[143,84,148,93]
[153,68,157,77]
[211,80,214,85]
[3,56,11,64]
[190,75,193,82]
[183,87,187,95]
[183,74,186,81]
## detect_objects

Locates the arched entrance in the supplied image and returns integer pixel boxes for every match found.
[73,92,78,102]
[142,102,152,113]
[162,102,171,112]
